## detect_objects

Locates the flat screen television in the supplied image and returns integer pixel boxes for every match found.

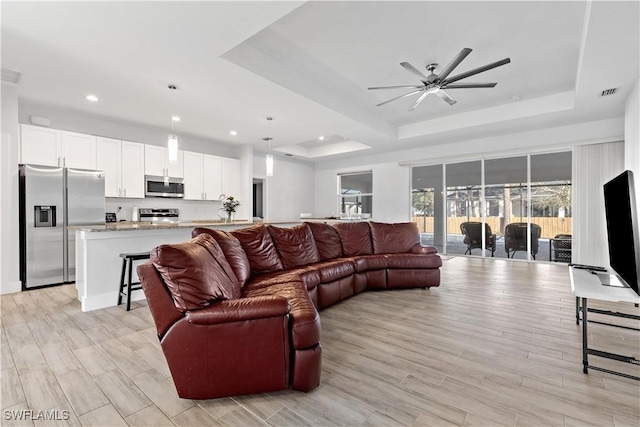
[603,170,640,296]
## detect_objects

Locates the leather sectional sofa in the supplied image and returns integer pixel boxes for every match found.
[137,220,441,399]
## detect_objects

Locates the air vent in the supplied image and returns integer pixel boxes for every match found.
[600,88,617,97]
[1,67,23,85]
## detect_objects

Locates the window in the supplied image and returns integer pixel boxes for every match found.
[338,171,372,218]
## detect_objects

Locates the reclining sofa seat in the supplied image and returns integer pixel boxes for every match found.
[138,220,441,400]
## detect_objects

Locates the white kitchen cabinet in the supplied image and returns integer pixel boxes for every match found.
[144,145,184,178]
[120,141,145,198]
[183,151,204,200]
[21,125,97,169]
[203,155,222,201]
[20,125,60,166]
[61,131,96,169]
[183,151,222,200]
[221,157,240,198]
[96,137,121,197]
[96,137,144,198]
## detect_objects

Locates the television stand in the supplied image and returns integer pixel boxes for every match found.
[569,266,640,381]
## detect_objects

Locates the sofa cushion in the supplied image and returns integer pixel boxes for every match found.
[268,224,321,269]
[305,222,343,260]
[242,281,320,350]
[151,234,240,312]
[309,259,356,283]
[370,221,420,254]
[386,253,443,269]
[333,222,373,256]
[231,225,284,276]
[192,228,251,287]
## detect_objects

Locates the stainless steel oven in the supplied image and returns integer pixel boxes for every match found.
[145,175,184,198]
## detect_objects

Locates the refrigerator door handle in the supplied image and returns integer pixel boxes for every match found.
[63,172,69,281]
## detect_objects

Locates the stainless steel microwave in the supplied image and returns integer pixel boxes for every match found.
[145,175,184,198]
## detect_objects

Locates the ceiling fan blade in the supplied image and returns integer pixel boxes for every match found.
[442,82,497,89]
[400,62,429,84]
[435,90,457,105]
[376,89,424,107]
[368,85,424,90]
[436,48,472,82]
[408,91,429,111]
[443,58,511,85]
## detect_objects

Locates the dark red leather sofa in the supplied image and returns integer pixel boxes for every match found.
[137,221,441,399]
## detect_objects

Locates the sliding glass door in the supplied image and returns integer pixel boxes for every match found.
[411,150,572,262]
[411,164,443,252]
[446,161,481,256]
[485,156,528,259]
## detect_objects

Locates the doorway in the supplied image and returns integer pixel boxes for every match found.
[253,178,264,219]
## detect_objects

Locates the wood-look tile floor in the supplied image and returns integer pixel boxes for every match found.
[1,256,639,426]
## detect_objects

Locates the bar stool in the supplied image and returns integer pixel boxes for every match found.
[118,252,151,311]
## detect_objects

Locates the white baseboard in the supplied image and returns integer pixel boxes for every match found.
[0,280,22,295]
[80,288,146,312]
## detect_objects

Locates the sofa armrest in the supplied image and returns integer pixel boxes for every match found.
[185,296,291,325]
[410,243,438,255]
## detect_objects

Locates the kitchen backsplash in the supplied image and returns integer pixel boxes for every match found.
[106,198,224,222]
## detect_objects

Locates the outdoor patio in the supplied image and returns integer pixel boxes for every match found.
[420,233,571,263]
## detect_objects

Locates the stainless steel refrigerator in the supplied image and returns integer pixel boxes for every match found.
[19,164,105,289]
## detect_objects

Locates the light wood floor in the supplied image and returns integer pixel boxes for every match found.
[1,256,639,426]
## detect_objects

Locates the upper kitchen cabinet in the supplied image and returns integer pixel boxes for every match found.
[96,137,144,198]
[221,157,240,198]
[183,151,222,201]
[61,131,96,169]
[20,125,97,169]
[144,144,183,178]
[203,154,222,201]
[20,125,60,166]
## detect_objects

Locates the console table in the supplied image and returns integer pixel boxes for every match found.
[569,266,640,380]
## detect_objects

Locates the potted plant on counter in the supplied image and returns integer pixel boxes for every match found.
[222,196,240,223]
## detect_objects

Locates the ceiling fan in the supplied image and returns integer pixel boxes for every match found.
[368,48,510,111]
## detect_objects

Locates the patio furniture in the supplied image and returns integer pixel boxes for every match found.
[460,221,496,257]
[550,234,572,262]
[504,222,541,259]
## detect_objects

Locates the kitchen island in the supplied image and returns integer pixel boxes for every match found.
[74,218,358,311]
[73,220,278,311]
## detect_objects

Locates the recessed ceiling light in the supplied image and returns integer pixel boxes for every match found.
[171,116,181,122]
[318,136,325,140]
[85,95,98,102]
[230,130,238,136]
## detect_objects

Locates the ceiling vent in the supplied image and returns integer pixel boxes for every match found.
[600,88,617,97]
[1,67,23,85]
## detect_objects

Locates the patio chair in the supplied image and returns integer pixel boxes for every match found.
[460,221,496,257]
[504,222,541,259]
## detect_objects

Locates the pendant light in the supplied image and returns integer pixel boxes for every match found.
[263,137,274,177]
[264,116,274,177]
[168,115,180,164]
[167,85,179,164]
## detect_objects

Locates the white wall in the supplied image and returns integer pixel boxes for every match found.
[625,77,640,205]
[314,118,624,222]
[253,154,315,220]
[315,162,410,222]
[1,82,22,294]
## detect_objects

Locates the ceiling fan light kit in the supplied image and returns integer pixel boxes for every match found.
[369,48,510,111]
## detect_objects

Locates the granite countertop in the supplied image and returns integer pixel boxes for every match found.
[69,220,252,232]
[70,217,361,232]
